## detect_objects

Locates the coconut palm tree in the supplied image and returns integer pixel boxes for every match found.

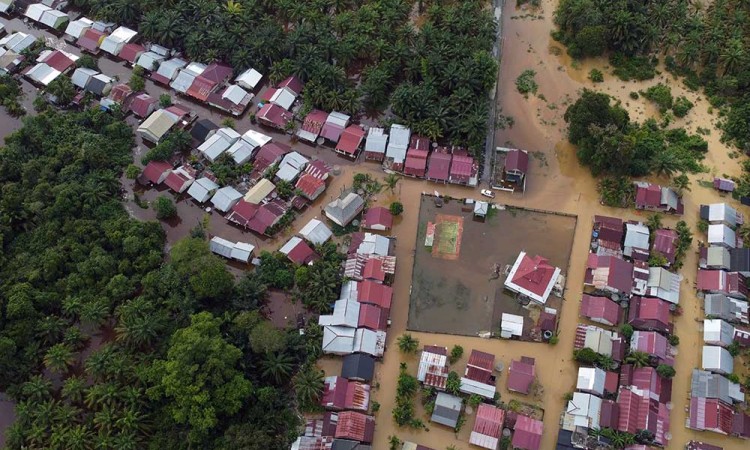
[397,333,419,354]
[625,351,651,368]
[651,151,679,177]
[224,0,242,15]
[21,375,52,401]
[44,343,75,374]
[62,376,86,404]
[36,315,68,346]
[384,173,400,194]
[261,352,294,384]
[719,38,745,76]
[294,366,324,408]
[646,213,663,234]
[65,424,93,450]
[115,313,161,349]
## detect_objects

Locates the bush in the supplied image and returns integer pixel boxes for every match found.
[548,335,559,345]
[449,345,463,364]
[609,53,656,81]
[159,93,172,108]
[515,69,538,96]
[629,91,639,100]
[672,96,694,118]
[656,364,676,378]
[667,334,679,346]
[125,164,140,179]
[588,68,604,83]
[643,83,673,113]
[390,201,404,216]
[154,196,177,220]
[76,54,98,70]
[620,324,634,340]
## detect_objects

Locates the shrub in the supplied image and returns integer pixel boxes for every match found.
[159,93,173,108]
[390,201,404,216]
[629,91,639,100]
[667,334,679,346]
[446,371,461,395]
[588,68,604,83]
[154,196,177,220]
[620,324,634,340]
[548,335,559,345]
[609,53,657,81]
[643,83,673,113]
[656,364,676,378]
[125,164,140,179]
[449,345,464,364]
[515,69,538,96]
[672,96,694,118]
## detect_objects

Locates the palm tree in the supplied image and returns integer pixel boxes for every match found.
[384,173,400,194]
[261,352,294,384]
[22,375,52,401]
[62,376,86,404]
[719,38,745,76]
[47,76,75,105]
[397,333,419,354]
[80,300,109,327]
[54,403,81,424]
[115,314,161,349]
[64,424,93,450]
[232,273,269,310]
[224,0,242,15]
[651,151,679,177]
[294,366,324,408]
[93,405,117,433]
[44,343,75,374]
[646,213,663,234]
[671,173,691,194]
[36,315,68,346]
[625,351,651,368]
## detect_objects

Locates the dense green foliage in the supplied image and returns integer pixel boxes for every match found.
[0,74,26,117]
[0,110,321,449]
[393,363,424,428]
[515,69,538,96]
[564,89,707,178]
[71,0,497,153]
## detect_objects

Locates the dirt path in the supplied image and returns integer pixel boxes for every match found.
[371,1,747,449]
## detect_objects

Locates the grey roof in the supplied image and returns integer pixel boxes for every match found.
[299,218,333,245]
[704,293,749,324]
[703,319,735,346]
[431,392,462,427]
[71,68,97,88]
[277,151,309,182]
[702,345,733,374]
[706,246,731,269]
[341,354,375,381]
[691,369,744,404]
[186,177,219,203]
[646,267,681,304]
[332,440,371,450]
[325,193,364,227]
[365,127,388,154]
[211,186,242,212]
[701,203,738,226]
[135,51,165,71]
[623,222,649,257]
[708,224,736,248]
[209,236,234,258]
[730,248,750,273]
[154,57,186,81]
[660,187,680,210]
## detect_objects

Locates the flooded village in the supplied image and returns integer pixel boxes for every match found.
[1,0,750,450]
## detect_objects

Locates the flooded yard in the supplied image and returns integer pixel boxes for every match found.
[407,195,576,337]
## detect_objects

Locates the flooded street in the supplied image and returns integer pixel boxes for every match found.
[1,2,748,449]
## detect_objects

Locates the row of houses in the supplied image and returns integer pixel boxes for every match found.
[558,215,689,448]
[415,347,543,450]
[686,202,750,442]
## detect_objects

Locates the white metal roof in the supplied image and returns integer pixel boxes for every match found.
[241,129,272,148]
[386,124,410,162]
[26,63,60,85]
[186,177,219,203]
[318,299,360,328]
[707,203,738,226]
[108,26,137,43]
[230,242,254,262]
[417,349,447,382]
[135,51,165,71]
[646,267,681,304]
[703,319,735,346]
[25,3,51,22]
[500,313,523,337]
[269,87,296,110]
[365,127,388,154]
[326,111,350,127]
[299,219,332,245]
[277,151,309,182]
[149,44,170,56]
[71,67,97,88]
[184,62,207,76]
[154,58,186,80]
[216,127,241,142]
[170,69,197,93]
[576,367,605,395]
[355,233,389,256]
[226,139,254,165]
[459,377,496,398]
[235,68,262,90]
[353,328,385,357]
[209,236,234,259]
[624,222,650,254]
[65,17,93,39]
[702,345,733,374]
[563,392,601,431]
[340,280,359,301]
[279,236,303,256]
[243,178,275,204]
[210,186,242,212]
[39,9,67,29]
[0,32,36,53]
[222,84,250,105]
[322,325,355,355]
[708,224,736,248]
[0,0,13,13]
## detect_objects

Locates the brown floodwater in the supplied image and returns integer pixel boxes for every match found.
[1,3,748,449]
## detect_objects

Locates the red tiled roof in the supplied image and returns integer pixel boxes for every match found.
[357,280,393,309]
[511,254,558,298]
[635,183,662,207]
[507,358,535,394]
[363,207,393,230]
[426,151,451,181]
[226,200,259,228]
[43,50,75,72]
[468,350,495,372]
[295,173,326,200]
[334,411,375,443]
[258,103,292,129]
[512,415,543,450]
[301,109,327,135]
[142,160,172,184]
[580,294,622,325]
[505,149,529,173]
[358,303,388,331]
[652,229,678,263]
[472,404,504,439]
[186,76,216,102]
[118,43,144,64]
[128,93,157,118]
[109,83,132,102]
[689,397,733,434]
[335,124,365,155]
[286,239,317,265]
[450,154,474,179]
[362,258,386,282]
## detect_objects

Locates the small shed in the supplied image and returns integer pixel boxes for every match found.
[65,17,93,40]
[209,236,234,259]
[714,177,735,193]
[500,313,523,338]
[431,393,462,428]
[362,207,393,231]
[230,242,254,263]
[235,67,262,90]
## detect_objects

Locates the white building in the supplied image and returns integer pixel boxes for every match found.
[702,345,734,375]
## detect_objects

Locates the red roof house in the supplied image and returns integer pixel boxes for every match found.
[118,43,145,64]
[652,229,678,264]
[631,330,672,366]
[358,303,388,331]
[635,182,661,208]
[295,173,326,201]
[142,160,172,184]
[279,75,304,96]
[594,215,624,247]
[404,149,429,178]
[187,62,233,101]
[505,149,529,175]
[507,357,536,395]
[426,150,451,183]
[362,258,386,283]
[511,415,543,450]
[620,365,672,403]
[226,200,259,229]
[280,237,318,265]
[77,28,106,54]
[733,411,750,438]
[470,404,505,450]
[164,168,194,193]
[42,50,76,73]
[252,142,289,174]
[109,83,133,103]
[580,294,622,326]
[689,397,734,435]
[616,387,671,445]
[128,93,158,118]
[297,109,328,142]
[627,296,672,334]
[335,124,366,158]
[449,154,475,185]
[357,280,393,309]
[465,350,495,384]
[410,135,430,150]
[304,160,331,180]
[585,254,634,295]
[334,411,375,443]
[362,207,393,231]
[321,376,370,412]
[247,201,285,235]
[257,103,292,130]
[504,252,561,304]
